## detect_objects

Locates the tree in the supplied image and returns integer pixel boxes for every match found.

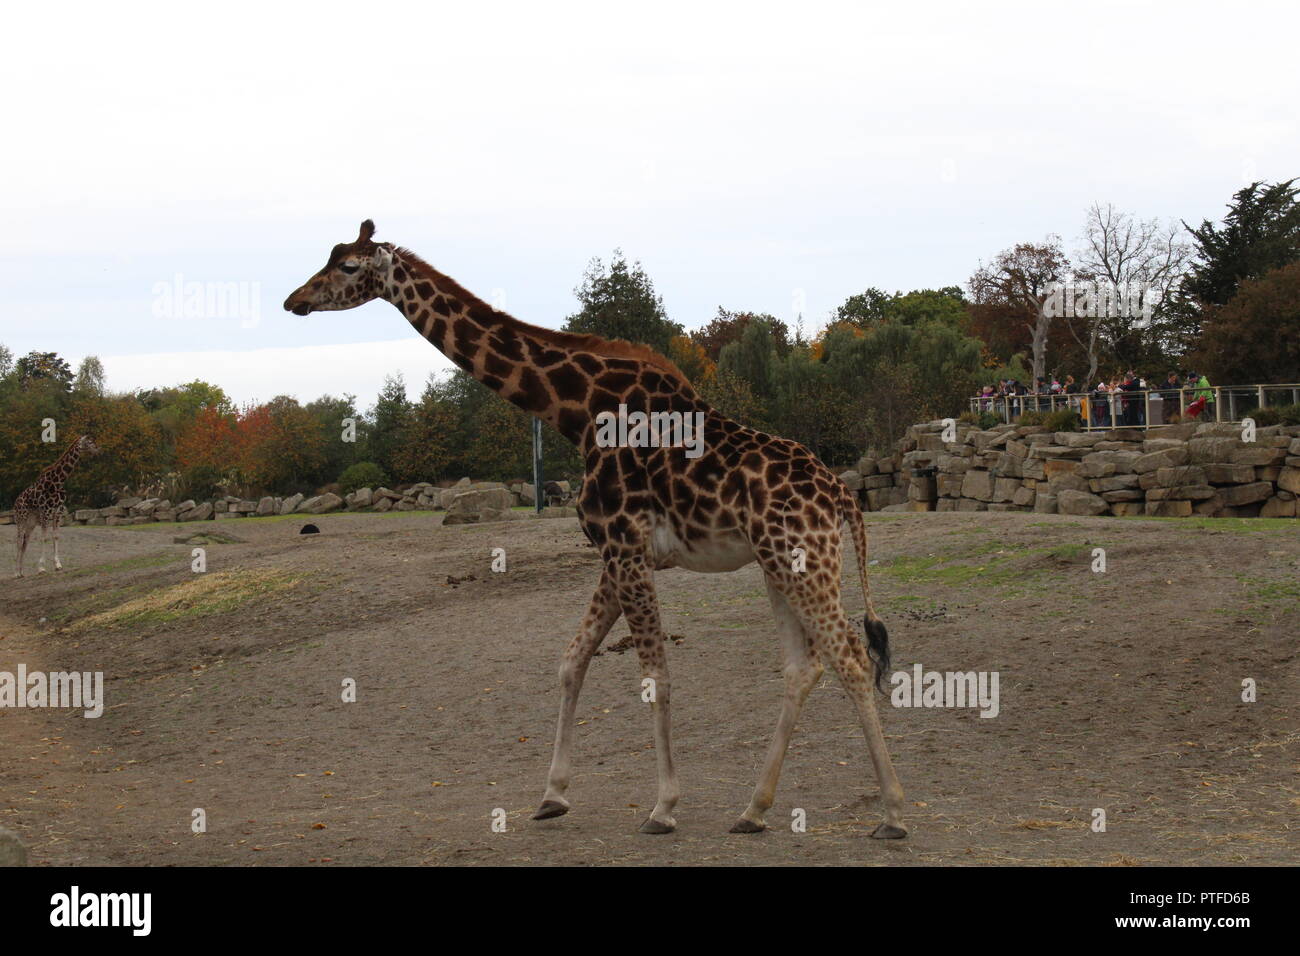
[692,308,791,361]
[14,351,74,390]
[72,356,106,397]
[306,393,366,486]
[666,335,715,386]
[241,396,327,492]
[1179,180,1300,307]
[0,343,13,378]
[1194,260,1300,384]
[368,373,413,482]
[837,287,968,329]
[563,251,683,355]
[1071,202,1193,381]
[969,239,1069,383]
[65,393,166,506]
[392,376,458,482]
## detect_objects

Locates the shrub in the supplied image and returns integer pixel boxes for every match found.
[179,463,222,502]
[1248,403,1300,426]
[960,410,1003,429]
[338,462,387,494]
[1042,408,1082,432]
[1245,406,1282,426]
[1016,409,1046,426]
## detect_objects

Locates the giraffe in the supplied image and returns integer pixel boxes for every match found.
[11,434,99,577]
[284,221,907,838]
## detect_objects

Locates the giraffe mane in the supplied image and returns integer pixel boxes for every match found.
[393,247,700,398]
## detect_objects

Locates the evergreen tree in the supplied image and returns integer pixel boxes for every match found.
[563,250,683,356]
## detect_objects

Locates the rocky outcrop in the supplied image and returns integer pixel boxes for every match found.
[878,419,1300,519]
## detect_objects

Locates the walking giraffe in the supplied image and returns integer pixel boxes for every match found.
[284,221,906,838]
[12,434,99,577]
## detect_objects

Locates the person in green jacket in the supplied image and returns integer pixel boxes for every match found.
[1191,372,1214,420]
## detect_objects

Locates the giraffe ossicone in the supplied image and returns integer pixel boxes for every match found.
[284,221,907,839]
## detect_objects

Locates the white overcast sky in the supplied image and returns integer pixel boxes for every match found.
[2,0,1296,407]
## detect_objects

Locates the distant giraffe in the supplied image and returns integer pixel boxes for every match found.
[12,435,99,577]
[284,222,906,838]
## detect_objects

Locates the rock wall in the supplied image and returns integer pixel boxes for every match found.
[0,477,576,526]
[845,420,1300,519]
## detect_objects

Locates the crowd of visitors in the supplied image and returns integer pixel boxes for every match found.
[975,372,1215,427]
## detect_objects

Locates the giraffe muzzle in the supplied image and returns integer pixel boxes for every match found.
[283,293,313,316]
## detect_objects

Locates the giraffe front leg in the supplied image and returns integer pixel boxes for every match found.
[611,554,679,835]
[37,526,48,573]
[534,570,622,821]
[53,522,63,571]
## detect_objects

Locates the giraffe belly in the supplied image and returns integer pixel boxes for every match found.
[649,518,755,573]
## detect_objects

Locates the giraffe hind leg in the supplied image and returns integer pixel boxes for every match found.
[731,575,823,833]
[770,561,907,839]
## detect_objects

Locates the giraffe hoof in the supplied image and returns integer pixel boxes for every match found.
[638,817,675,835]
[729,818,766,834]
[871,823,908,840]
[532,800,570,820]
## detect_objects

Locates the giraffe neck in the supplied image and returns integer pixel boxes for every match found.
[381,248,702,446]
[44,442,82,486]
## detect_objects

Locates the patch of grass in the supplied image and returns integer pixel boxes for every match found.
[67,551,177,577]
[1114,515,1300,533]
[67,568,307,632]
[879,537,1100,595]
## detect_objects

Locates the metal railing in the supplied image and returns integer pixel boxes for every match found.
[968,383,1300,430]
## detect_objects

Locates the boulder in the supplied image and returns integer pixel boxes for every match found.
[839,469,864,492]
[444,488,516,524]
[279,493,305,515]
[1154,465,1208,488]
[1133,447,1188,473]
[1056,490,1109,516]
[1186,436,1242,463]
[1145,499,1192,517]
[1220,481,1273,507]
[303,492,344,514]
[1277,467,1300,495]
[179,501,213,521]
[1231,445,1287,466]
[960,470,994,502]
[1260,496,1297,518]
[256,496,276,516]
[1203,463,1255,484]
[1146,485,1216,501]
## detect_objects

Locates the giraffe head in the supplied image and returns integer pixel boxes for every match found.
[77,435,100,456]
[282,219,394,315]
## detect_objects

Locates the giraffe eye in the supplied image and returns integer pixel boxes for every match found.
[339,262,360,275]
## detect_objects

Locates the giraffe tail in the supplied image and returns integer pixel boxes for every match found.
[843,493,890,693]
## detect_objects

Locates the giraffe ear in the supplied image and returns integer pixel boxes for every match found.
[373,245,393,271]
[357,219,375,244]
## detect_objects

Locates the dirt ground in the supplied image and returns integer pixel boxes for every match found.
[0,508,1296,866]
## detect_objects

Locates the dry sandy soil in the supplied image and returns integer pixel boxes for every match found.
[1,509,1296,866]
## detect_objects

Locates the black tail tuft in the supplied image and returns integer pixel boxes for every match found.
[863,617,891,694]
